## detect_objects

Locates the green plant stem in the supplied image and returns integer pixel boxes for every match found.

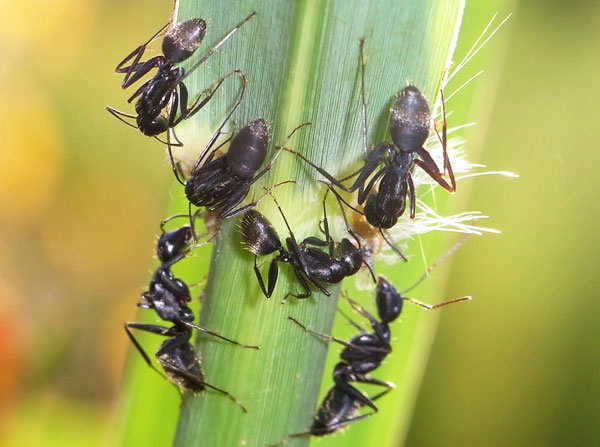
[114,1,464,446]
[172,1,464,447]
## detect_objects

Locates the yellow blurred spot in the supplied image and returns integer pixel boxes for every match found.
[0,0,95,74]
[40,171,159,293]
[0,78,62,227]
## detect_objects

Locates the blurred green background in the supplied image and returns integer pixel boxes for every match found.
[1,0,599,446]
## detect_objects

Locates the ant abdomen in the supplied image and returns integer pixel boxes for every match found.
[240,210,282,256]
[162,18,207,63]
[227,118,269,178]
[389,85,431,152]
[157,335,206,392]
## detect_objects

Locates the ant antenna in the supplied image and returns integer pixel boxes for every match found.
[180,12,256,83]
[264,188,297,244]
[401,294,471,310]
[318,181,376,283]
[402,232,471,294]
[263,122,312,173]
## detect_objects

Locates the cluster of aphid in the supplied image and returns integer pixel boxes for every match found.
[107,9,474,442]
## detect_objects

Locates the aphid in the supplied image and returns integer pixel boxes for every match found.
[184,120,310,221]
[285,276,470,437]
[240,191,368,299]
[106,12,255,144]
[281,39,455,236]
[124,216,258,411]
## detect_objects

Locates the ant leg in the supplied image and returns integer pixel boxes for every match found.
[359,39,369,159]
[402,233,471,293]
[157,357,248,413]
[334,381,380,412]
[105,106,138,129]
[178,70,247,124]
[179,12,257,83]
[433,88,456,191]
[249,122,312,185]
[379,229,408,262]
[184,322,259,349]
[188,202,197,242]
[264,190,313,277]
[288,317,371,353]
[124,323,172,379]
[402,295,472,310]
[278,147,351,191]
[342,294,379,328]
[322,187,334,255]
[283,270,317,299]
[126,75,155,103]
[189,73,246,174]
[336,307,367,333]
[355,164,386,204]
[319,181,364,247]
[285,388,390,441]
[414,148,454,192]
[408,173,416,219]
[116,22,169,83]
[311,389,392,435]
[319,182,376,280]
[160,213,193,231]
[343,371,395,390]
[217,180,295,221]
[298,188,333,252]
[253,257,274,298]
[310,412,376,436]
[120,56,163,89]
[166,125,186,186]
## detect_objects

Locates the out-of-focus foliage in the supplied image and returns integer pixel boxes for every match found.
[1,0,600,445]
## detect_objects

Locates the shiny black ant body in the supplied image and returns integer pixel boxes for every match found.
[281,39,455,231]
[183,119,310,221]
[284,276,470,438]
[106,12,255,144]
[124,216,257,411]
[240,191,368,299]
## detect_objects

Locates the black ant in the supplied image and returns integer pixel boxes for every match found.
[106,12,255,145]
[280,39,455,246]
[240,189,370,299]
[183,118,311,222]
[281,275,470,439]
[124,215,258,411]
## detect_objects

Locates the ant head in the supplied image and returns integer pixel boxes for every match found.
[157,226,193,263]
[240,210,282,255]
[338,238,363,276]
[376,276,403,323]
[163,18,207,63]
